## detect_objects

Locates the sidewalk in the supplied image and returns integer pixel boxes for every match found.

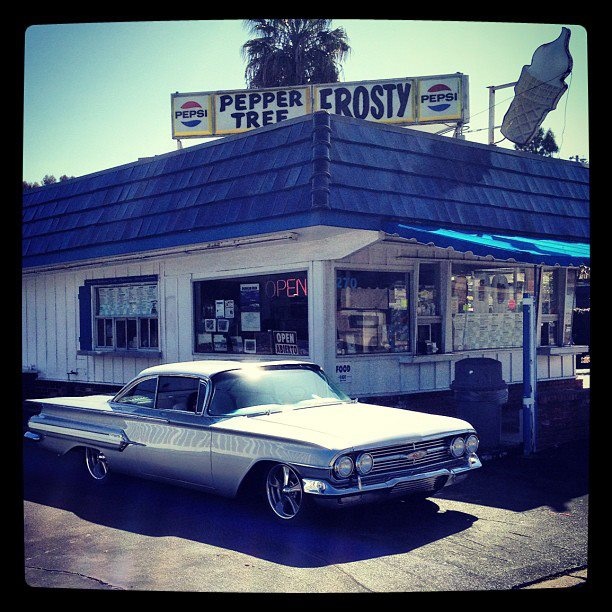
[519,567,588,589]
[477,438,591,591]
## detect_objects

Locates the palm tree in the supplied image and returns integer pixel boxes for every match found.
[242,19,350,88]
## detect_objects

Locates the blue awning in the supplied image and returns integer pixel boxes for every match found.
[386,223,590,267]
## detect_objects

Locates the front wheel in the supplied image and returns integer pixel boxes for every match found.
[265,463,310,522]
[85,447,109,481]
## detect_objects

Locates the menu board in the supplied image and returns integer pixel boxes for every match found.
[453,312,523,351]
[97,284,158,317]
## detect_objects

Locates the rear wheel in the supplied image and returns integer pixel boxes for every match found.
[265,463,310,522]
[85,448,109,481]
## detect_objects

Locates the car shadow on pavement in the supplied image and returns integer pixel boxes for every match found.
[436,440,590,513]
[23,445,476,568]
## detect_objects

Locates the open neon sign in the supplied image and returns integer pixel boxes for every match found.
[265,277,307,299]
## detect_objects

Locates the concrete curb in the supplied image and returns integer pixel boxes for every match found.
[518,567,588,589]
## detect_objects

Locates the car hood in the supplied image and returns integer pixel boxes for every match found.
[212,402,475,452]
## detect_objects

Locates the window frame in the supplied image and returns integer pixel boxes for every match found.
[155,375,208,414]
[335,267,412,356]
[92,283,159,352]
[416,262,443,355]
[112,375,159,409]
[112,375,209,415]
[450,263,535,352]
[205,363,350,417]
[192,270,310,357]
[537,268,576,348]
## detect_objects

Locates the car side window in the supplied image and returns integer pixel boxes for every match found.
[155,376,201,413]
[196,381,208,413]
[115,377,158,408]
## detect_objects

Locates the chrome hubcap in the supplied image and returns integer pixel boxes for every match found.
[85,448,109,480]
[266,464,303,520]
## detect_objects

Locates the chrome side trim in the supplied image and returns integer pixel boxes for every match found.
[106,408,169,424]
[23,431,41,441]
[27,414,136,450]
[29,421,126,448]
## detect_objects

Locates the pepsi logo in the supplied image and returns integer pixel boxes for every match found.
[175,100,207,127]
[421,83,458,112]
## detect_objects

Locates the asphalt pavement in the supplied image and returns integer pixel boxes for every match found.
[19,430,592,594]
[442,437,590,592]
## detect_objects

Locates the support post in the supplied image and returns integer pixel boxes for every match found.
[487,81,517,146]
[522,294,537,455]
[488,86,496,146]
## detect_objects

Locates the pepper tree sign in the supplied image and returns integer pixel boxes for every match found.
[171,73,468,138]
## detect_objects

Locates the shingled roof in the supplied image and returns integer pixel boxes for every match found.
[22,111,589,268]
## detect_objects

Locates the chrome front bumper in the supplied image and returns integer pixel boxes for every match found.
[303,453,482,507]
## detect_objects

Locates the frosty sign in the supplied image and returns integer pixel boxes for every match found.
[313,79,415,123]
[171,73,468,138]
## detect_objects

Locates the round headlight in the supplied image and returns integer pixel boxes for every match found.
[450,436,466,458]
[465,434,479,454]
[333,455,354,478]
[355,453,373,475]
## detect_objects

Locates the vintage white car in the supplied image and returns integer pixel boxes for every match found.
[24,360,481,522]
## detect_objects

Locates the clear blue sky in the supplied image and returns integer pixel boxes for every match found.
[22,19,589,184]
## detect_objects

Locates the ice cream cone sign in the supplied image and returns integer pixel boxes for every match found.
[501,28,573,146]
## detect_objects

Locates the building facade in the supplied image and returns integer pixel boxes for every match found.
[22,112,589,444]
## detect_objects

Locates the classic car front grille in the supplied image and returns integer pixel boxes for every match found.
[390,475,448,496]
[368,437,453,476]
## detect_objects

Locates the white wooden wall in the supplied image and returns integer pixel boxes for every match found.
[22,261,163,387]
[22,228,579,393]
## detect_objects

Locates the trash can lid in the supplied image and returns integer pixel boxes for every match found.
[451,357,507,390]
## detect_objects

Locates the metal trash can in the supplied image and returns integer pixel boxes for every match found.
[451,358,508,450]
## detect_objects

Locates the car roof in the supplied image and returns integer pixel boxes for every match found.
[136,359,316,379]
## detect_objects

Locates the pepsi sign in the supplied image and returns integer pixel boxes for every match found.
[176,100,207,127]
[422,83,457,112]
[171,94,213,136]
[417,77,465,121]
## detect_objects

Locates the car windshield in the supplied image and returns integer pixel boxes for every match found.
[207,364,351,417]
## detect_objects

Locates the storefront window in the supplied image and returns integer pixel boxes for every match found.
[563,269,577,346]
[541,270,559,315]
[336,270,410,354]
[93,283,159,351]
[451,265,534,351]
[193,272,309,356]
[417,263,442,354]
[540,269,562,346]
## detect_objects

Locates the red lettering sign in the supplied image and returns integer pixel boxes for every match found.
[265,277,308,298]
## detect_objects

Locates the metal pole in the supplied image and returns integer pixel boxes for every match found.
[488,86,496,146]
[487,81,517,146]
[522,294,537,455]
